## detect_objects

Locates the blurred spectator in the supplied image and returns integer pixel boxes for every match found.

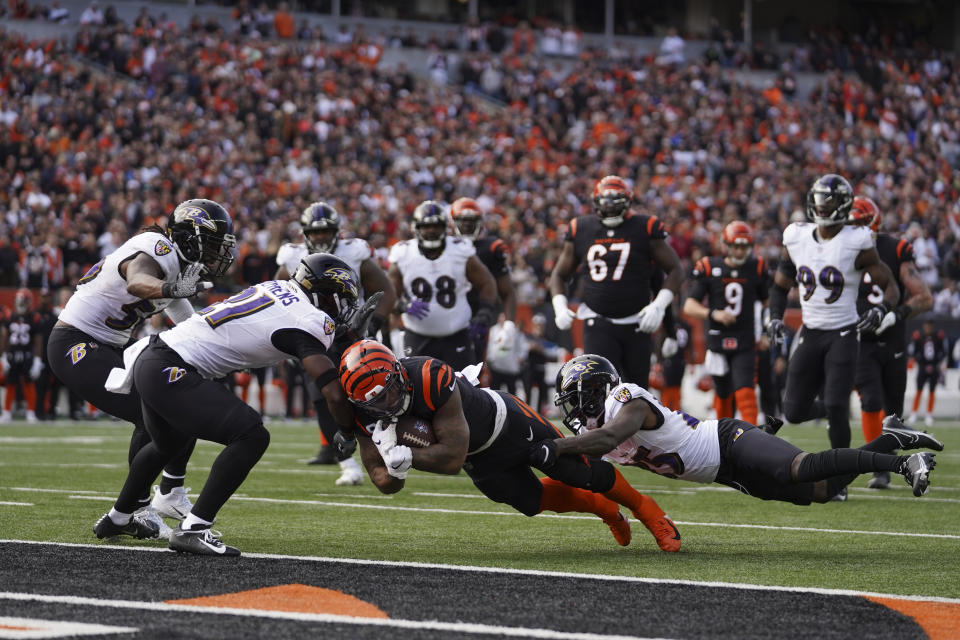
[657,27,685,65]
[47,1,69,23]
[79,1,103,26]
[486,314,527,395]
[274,2,294,39]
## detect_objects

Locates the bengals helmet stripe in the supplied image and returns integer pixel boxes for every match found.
[849,196,880,233]
[339,340,410,420]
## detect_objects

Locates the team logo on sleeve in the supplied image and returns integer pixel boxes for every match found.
[614,387,632,403]
[163,367,187,383]
[323,317,336,335]
[155,239,173,256]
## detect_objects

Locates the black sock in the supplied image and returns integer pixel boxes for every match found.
[159,474,184,495]
[860,434,900,455]
[825,405,851,449]
[795,448,902,483]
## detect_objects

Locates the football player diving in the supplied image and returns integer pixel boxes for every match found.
[49,198,237,537]
[338,339,683,553]
[530,354,941,515]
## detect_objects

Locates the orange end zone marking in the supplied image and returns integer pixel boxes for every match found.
[866,596,960,640]
[166,584,389,619]
[0,625,32,630]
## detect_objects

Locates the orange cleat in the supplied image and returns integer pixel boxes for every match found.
[642,515,681,553]
[603,512,632,546]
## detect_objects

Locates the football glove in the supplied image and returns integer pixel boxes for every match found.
[351,291,384,338]
[766,319,786,347]
[661,337,678,358]
[29,356,43,380]
[856,303,889,333]
[552,295,576,331]
[162,262,213,299]
[636,289,674,334]
[384,444,413,479]
[404,298,430,320]
[333,429,357,461]
[371,418,398,458]
[528,438,558,470]
[874,310,897,335]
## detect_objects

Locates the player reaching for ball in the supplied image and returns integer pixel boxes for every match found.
[337,339,683,552]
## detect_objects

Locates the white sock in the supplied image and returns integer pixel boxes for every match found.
[181,512,213,531]
[108,508,132,526]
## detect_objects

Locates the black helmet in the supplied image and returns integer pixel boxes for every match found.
[168,199,237,276]
[291,253,361,324]
[300,201,341,254]
[805,174,854,227]
[554,354,620,432]
[412,200,447,252]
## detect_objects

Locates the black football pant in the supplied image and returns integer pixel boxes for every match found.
[114,338,269,522]
[48,325,194,498]
[855,339,908,416]
[467,391,615,516]
[583,317,652,387]
[782,325,858,448]
[402,328,476,371]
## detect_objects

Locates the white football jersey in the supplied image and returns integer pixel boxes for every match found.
[782,222,873,329]
[59,232,183,347]
[388,236,475,337]
[601,383,721,483]
[159,279,335,379]
[276,238,372,278]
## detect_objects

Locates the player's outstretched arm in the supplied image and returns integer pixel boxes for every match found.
[553,398,652,457]
[358,436,404,494]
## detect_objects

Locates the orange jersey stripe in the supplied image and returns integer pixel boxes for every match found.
[896,238,907,260]
[647,216,659,235]
[421,361,435,411]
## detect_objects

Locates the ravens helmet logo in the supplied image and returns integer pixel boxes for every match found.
[323,267,360,297]
[177,206,218,231]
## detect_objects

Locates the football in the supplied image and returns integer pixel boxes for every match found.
[395,415,437,448]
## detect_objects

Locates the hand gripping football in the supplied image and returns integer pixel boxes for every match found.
[395,415,437,448]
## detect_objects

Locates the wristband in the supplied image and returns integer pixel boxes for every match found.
[161,282,173,298]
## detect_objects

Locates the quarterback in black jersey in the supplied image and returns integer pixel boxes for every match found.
[451,197,517,360]
[339,339,684,552]
[684,221,770,425]
[549,176,682,387]
[850,196,935,489]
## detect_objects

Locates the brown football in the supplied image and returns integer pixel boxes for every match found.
[395,415,437,448]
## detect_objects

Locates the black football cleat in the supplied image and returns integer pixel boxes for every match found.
[306,446,337,465]
[882,415,944,451]
[169,527,240,557]
[93,512,160,540]
[762,417,784,436]
[900,452,936,497]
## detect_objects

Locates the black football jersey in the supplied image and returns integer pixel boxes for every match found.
[2,311,40,363]
[910,330,948,375]
[688,256,770,352]
[568,214,665,317]
[355,356,498,452]
[467,235,510,312]
[857,233,914,344]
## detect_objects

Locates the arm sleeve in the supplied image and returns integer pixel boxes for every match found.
[271,328,329,360]
[164,298,195,324]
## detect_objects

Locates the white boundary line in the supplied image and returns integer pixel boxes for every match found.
[1,539,958,605]
[0,592,665,640]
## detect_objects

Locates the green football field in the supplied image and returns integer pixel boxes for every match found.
[1,418,957,599]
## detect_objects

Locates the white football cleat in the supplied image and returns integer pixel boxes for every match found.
[134,506,172,540]
[335,458,364,486]
[0,411,11,424]
[925,415,934,427]
[26,410,38,423]
[150,486,193,521]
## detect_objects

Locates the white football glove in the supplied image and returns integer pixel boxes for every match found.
[661,337,678,358]
[874,310,897,336]
[552,295,576,331]
[162,262,213,299]
[29,356,43,380]
[383,444,413,479]
[371,418,398,459]
[636,289,674,334]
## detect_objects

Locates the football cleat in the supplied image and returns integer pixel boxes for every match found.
[603,512,632,547]
[829,487,848,502]
[882,415,944,451]
[761,417,784,436]
[641,516,681,553]
[94,512,161,540]
[151,486,193,520]
[900,452,936,497]
[866,471,890,490]
[335,464,364,486]
[135,506,172,540]
[307,446,337,465]
[169,527,240,557]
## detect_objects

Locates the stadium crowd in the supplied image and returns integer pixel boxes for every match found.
[2,4,960,419]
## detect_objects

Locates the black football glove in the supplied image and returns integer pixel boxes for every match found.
[333,430,358,461]
[765,319,786,347]
[528,439,558,470]
[856,302,889,333]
